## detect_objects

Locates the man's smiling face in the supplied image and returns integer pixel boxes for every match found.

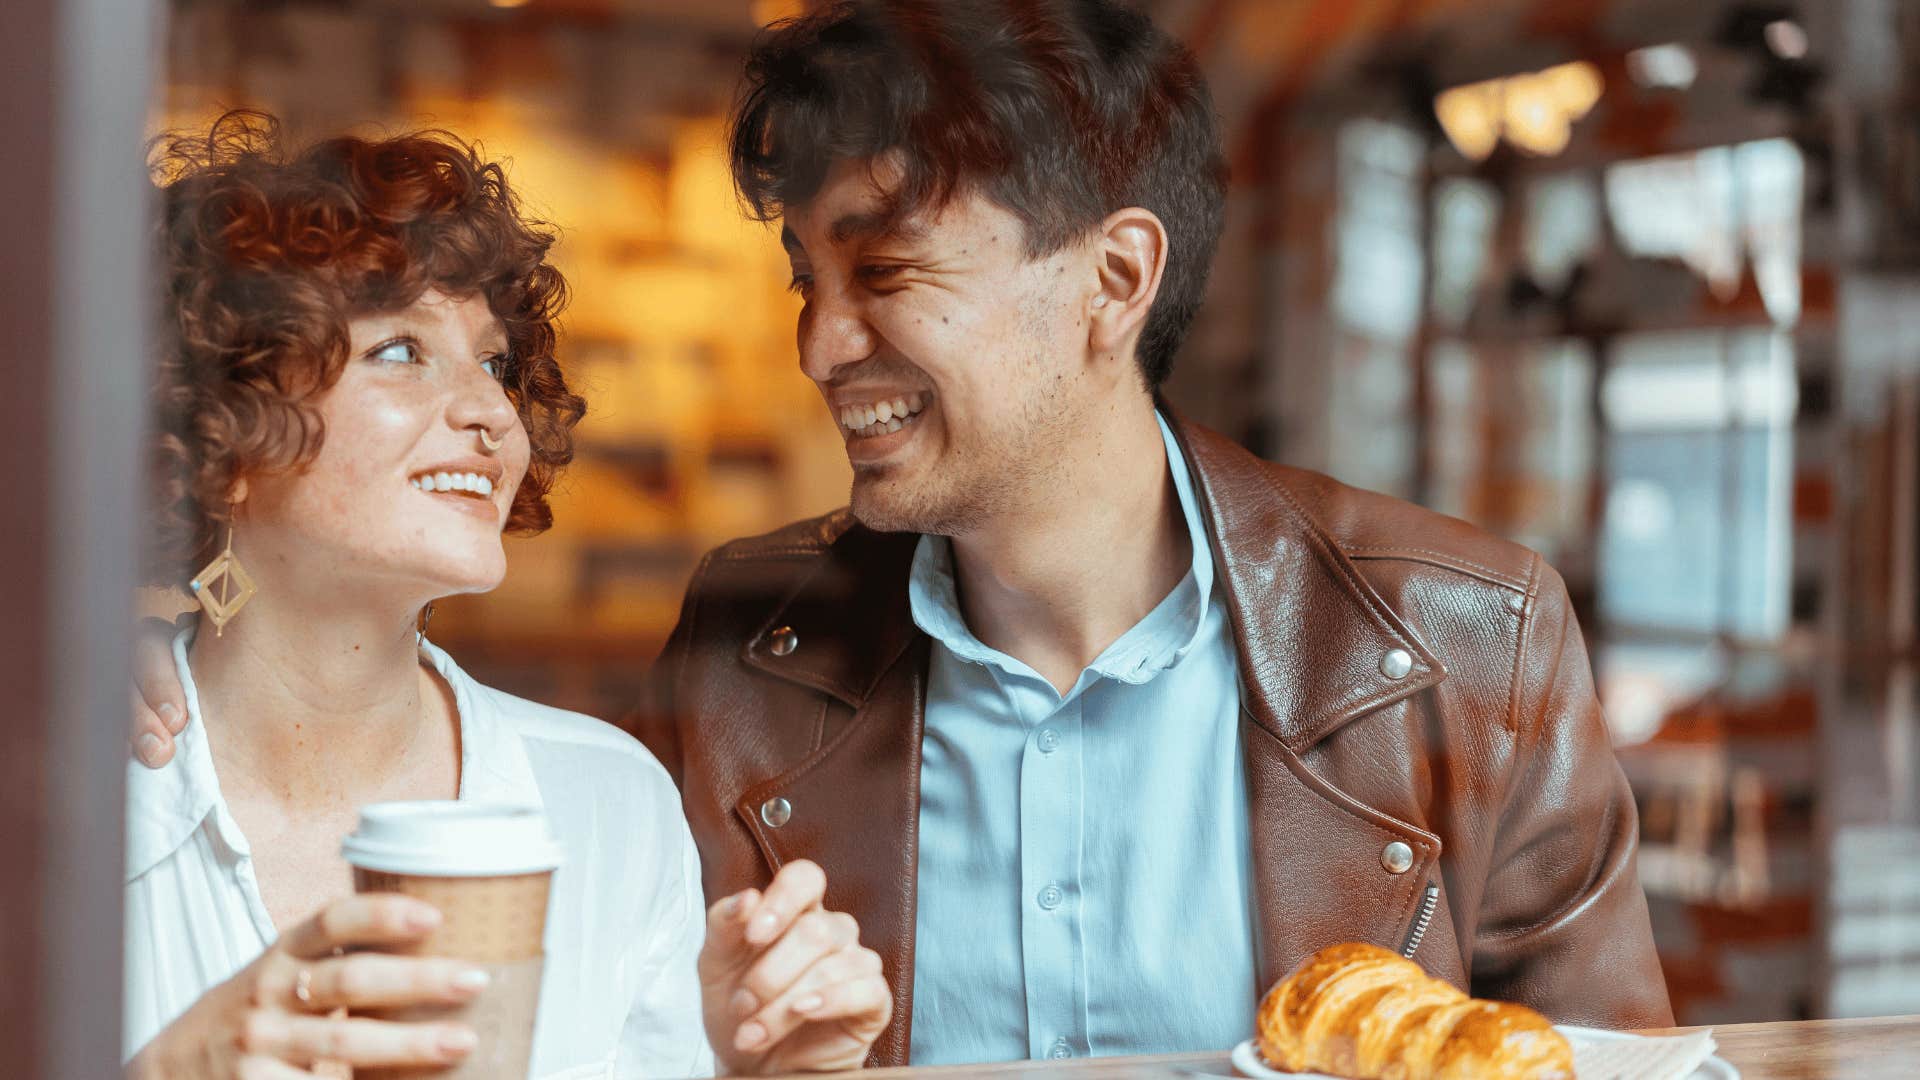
[783,158,1102,537]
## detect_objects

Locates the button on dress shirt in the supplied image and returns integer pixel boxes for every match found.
[908,413,1257,1065]
[123,630,713,1079]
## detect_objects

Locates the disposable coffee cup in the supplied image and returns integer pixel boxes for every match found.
[341,801,564,1079]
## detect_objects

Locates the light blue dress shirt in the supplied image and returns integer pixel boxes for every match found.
[907,412,1257,1065]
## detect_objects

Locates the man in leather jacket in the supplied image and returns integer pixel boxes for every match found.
[636,0,1672,1067]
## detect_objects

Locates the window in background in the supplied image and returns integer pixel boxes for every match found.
[1599,329,1799,641]
[1605,137,1805,321]
[1606,145,1744,292]
[1428,177,1498,330]
[1524,171,1602,294]
[1332,119,1425,343]
[1327,118,1425,498]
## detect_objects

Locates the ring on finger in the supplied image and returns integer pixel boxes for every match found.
[294,966,315,1007]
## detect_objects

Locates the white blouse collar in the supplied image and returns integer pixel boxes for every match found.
[418,634,546,812]
[125,627,545,885]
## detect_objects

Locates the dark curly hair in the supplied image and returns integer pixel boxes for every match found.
[146,110,583,586]
[728,0,1225,389]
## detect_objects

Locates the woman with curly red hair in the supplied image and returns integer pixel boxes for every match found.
[123,113,888,1078]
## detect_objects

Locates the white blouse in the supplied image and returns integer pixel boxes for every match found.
[123,630,714,1079]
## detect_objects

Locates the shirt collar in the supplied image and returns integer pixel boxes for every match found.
[417,636,546,812]
[907,409,1217,690]
[124,628,543,885]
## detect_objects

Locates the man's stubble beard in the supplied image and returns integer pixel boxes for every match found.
[847,445,1014,537]
[847,387,1078,538]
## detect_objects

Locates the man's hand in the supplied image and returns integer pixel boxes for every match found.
[699,860,891,1074]
[129,615,188,768]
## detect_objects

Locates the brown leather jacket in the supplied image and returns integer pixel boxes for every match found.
[634,413,1673,1066]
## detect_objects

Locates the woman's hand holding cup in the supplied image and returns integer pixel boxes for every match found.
[699,859,893,1075]
[127,894,486,1078]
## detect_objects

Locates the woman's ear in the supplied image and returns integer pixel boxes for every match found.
[1087,206,1169,362]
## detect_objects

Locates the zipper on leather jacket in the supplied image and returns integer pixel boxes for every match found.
[1401,882,1440,959]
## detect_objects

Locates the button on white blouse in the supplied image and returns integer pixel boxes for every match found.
[123,630,714,1079]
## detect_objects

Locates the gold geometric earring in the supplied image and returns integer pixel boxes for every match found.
[188,503,257,638]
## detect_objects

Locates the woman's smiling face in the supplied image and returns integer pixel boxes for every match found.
[236,289,530,604]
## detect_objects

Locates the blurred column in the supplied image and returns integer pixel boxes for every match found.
[1818,0,1920,1019]
[0,0,157,1075]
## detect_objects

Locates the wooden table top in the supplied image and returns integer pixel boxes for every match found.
[843,1014,1920,1079]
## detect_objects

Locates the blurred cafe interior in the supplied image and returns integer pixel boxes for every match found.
[13,0,1920,1071]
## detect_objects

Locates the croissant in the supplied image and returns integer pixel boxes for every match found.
[1255,942,1574,1079]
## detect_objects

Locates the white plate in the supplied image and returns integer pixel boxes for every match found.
[1230,1026,1740,1079]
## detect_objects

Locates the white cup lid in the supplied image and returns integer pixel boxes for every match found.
[341,801,564,877]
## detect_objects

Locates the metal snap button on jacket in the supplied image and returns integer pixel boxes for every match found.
[1381,841,1414,874]
[1380,648,1413,680]
[768,626,798,656]
[760,797,792,828]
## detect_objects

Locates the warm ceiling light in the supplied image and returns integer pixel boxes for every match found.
[490,0,532,9]
[1434,61,1603,161]
[1434,83,1501,162]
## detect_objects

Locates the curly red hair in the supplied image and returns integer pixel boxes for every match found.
[147,110,583,585]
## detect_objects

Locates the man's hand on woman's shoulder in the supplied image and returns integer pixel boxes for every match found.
[699,860,892,1074]
[129,615,189,769]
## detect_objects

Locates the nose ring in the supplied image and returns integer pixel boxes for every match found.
[478,427,504,452]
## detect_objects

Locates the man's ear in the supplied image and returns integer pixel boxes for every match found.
[1087,206,1169,362]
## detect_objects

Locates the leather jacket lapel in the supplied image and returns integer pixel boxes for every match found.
[1166,410,1451,979]
[731,525,927,1063]
[738,523,921,706]
[1167,413,1447,750]
[735,639,929,1065]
